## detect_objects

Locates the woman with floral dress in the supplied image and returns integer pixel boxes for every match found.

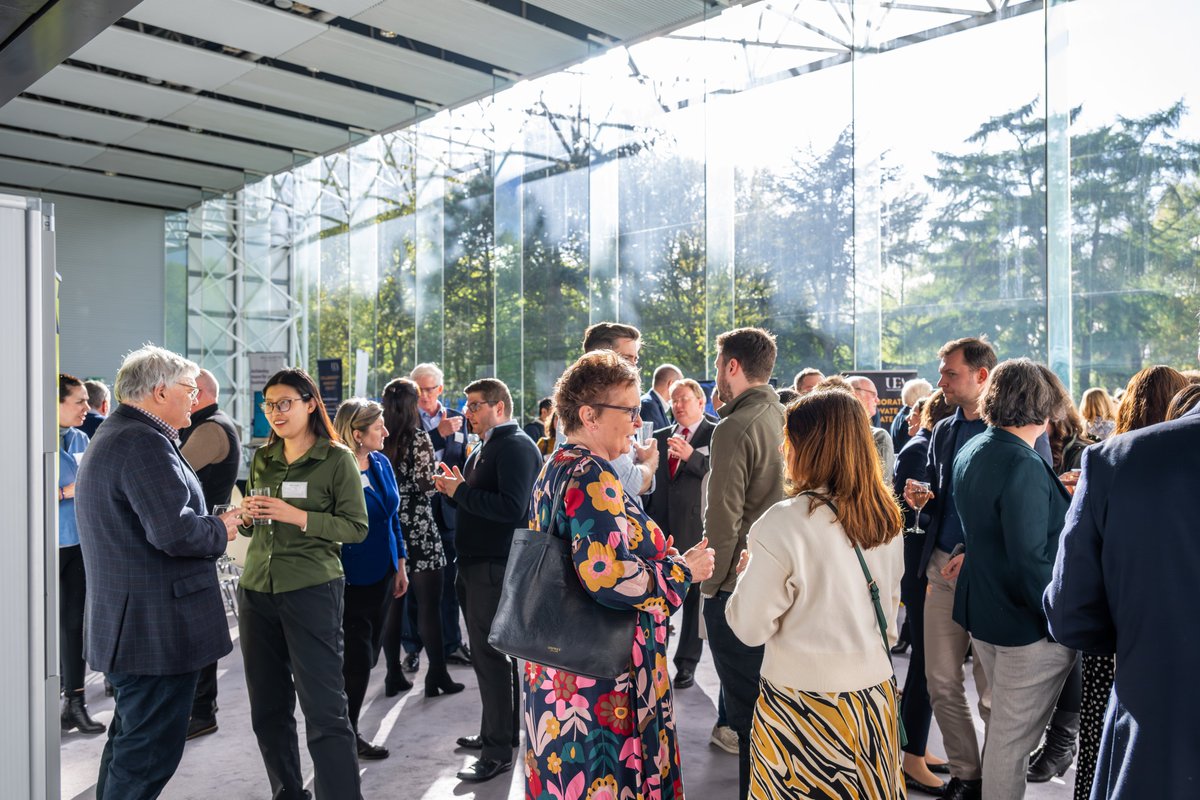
[524,350,715,800]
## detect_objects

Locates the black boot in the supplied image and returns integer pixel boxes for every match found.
[1027,710,1079,782]
[61,692,106,735]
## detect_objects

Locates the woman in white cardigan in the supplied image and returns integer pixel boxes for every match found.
[727,387,906,800]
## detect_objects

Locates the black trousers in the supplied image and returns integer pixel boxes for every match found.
[59,545,87,694]
[673,582,703,671]
[703,592,764,800]
[342,571,393,731]
[191,662,218,721]
[899,580,934,756]
[239,580,361,800]
[455,559,518,762]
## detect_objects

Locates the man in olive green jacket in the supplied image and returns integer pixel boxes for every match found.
[701,327,785,800]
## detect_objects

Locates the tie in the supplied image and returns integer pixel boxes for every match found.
[669,427,689,479]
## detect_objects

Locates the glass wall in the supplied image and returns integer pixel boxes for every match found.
[179,0,1200,436]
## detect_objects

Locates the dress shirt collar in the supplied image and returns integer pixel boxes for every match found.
[482,419,519,443]
[418,403,446,429]
[122,403,181,443]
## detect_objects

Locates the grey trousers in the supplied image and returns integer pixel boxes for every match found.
[973,638,1076,800]
[925,549,991,780]
[240,580,361,800]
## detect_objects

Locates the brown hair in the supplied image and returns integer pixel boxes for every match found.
[938,336,998,372]
[1036,364,1092,471]
[582,322,640,353]
[554,351,640,435]
[715,327,777,383]
[784,390,903,550]
[1165,383,1200,421]
[1079,387,1116,422]
[381,377,422,465]
[792,367,823,390]
[921,389,954,431]
[979,359,1058,428]
[1115,365,1189,434]
[813,374,855,394]
[59,373,84,403]
[669,378,704,402]
[263,368,341,446]
[464,378,513,418]
[1181,369,1200,385]
[334,397,383,453]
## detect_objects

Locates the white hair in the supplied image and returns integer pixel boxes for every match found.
[410,362,444,385]
[901,378,934,407]
[845,375,872,390]
[114,344,199,403]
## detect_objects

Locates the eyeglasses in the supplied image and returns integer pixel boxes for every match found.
[591,403,641,423]
[855,387,879,398]
[261,395,311,414]
[177,382,200,401]
[417,385,441,396]
[465,400,499,413]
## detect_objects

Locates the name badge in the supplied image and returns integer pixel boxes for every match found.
[281,481,308,499]
[695,446,710,456]
[454,431,465,443]
[360,474,370,488]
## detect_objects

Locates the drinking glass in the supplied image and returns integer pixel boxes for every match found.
[466,433,481,457]
[212,504,236,516]
[248,487,273,528]
[907,481,933,536]
[637,425,653,446]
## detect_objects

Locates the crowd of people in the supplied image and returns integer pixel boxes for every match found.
[57,325,1200,800]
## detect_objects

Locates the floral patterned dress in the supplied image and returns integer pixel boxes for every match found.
[390,429,446,574]
[524,444,692,800]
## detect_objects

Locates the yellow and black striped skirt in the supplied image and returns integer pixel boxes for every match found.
[748,678,904,799]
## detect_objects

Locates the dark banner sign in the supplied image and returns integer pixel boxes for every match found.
[317,358,343,417]
[845,370,919,428]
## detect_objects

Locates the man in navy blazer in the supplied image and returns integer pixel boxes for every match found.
[1045,401,1200,799]
[640,363,680,431]
[75,345,240,800]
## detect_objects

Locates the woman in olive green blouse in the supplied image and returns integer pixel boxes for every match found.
[239,368,368,800]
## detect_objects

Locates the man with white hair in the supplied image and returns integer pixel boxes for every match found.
[892,377,934,452]
[76,345,242,800]
[847,375,897,479]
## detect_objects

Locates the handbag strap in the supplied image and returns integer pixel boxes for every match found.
[542,460,575,541]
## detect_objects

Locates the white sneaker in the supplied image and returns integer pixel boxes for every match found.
[709,724,739,755]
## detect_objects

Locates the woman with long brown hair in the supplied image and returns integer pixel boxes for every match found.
[727,388,905,799]
[1115,365,1189,434]
[1079,387,1117,441]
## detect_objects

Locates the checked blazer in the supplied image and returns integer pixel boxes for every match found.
[75,404,232,675]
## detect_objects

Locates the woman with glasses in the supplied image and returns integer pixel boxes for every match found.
[523,350,715,800]
[379,377,463,698]
[239,368,368,800]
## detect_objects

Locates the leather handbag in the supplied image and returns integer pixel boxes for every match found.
[488,467,636,679]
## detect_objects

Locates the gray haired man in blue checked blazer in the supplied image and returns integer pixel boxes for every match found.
[76,345,243,800]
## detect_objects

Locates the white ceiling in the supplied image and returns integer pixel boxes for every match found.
[0,0,724,209]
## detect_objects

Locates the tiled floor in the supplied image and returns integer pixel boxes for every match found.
[60,611,1076,799]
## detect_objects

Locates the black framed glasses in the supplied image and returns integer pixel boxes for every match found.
[261,394,311,414]
[417,385,442,396]
[591,403,640,423]
[465,400,499,413]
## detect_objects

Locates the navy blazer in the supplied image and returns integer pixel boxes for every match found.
[74,405,232,675]
[640,390,671,432]
[341,450,407,586]
[427,406,468,533]
[952,428,1070,646]
[1045,405,1200,798]
[645,418,715,552]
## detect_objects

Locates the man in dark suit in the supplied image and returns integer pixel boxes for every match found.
[645,378,714,689]
[75,345,241,800]
[1045,401,1200,799]
[404,362,471,673]
[178,368,242,739]
[640,363,680,431]
[434,378,542,783]
[523,396,552,442]
[79,378,110,437]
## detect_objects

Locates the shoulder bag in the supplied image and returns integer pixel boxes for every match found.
[488,463,637,679]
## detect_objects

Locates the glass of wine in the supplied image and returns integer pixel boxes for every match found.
[907,480,933,536]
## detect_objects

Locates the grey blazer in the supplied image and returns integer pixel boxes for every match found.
[645,418,715,552]
[75,405,232,675]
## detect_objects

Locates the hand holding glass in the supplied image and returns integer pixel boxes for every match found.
[248,487,273,527]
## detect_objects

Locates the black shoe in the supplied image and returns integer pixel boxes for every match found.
[674,669,695,689]
[928,762,951,775]
[384,671,412,698]
[357,735,389,760]
[425,670,465,698]
[942,777,982,800]
[903,771,945,796]
[61,694,106,735]
[402,653,420,673]
[456,734,483,749]
[103,680,114,697]
[446,645,472,665]
[186,717,218,740]
[891,639,910,655]
[457,757,512,782]
[1027,711,1079,782]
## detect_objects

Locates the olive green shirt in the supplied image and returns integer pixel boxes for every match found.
[239,437,368,594]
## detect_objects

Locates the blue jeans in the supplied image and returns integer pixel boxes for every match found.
[96,670,200,800]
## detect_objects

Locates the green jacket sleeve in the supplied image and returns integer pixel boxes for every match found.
[1000,457,1056,613]
[304,448,369,544]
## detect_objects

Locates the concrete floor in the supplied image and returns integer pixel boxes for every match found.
[60,610,1076,799]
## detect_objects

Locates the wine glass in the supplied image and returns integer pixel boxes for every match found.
[906,481,933,536]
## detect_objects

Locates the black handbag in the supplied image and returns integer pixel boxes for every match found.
[488,467,637,679]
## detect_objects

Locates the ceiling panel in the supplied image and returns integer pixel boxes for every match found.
[124,0,325,58]
[527,0,711,41]
[166,96,350,153]
[282,28,495,106]
[0,155,70,188]
[306,0,383,17]
[83,148,245,191]
[0,128,106,165]
[219,66,416,131]
[0,97,147,143]
[355,0,588,75]
[118,125,295,173]
[27,65,199,119]
[47,168,202,208]
[71,26,257,90]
